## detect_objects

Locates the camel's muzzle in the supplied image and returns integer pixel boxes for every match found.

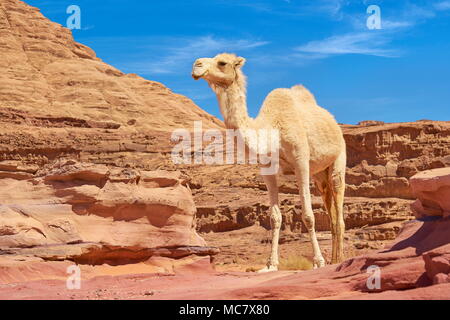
[192,58,210,80]
[191,69,208,81]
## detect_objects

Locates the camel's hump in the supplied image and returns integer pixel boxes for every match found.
[291,85,317,105]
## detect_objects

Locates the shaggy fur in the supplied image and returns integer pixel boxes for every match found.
[192,53,347,270]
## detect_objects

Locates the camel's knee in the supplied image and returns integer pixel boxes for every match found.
[302,211,315,230]
[330,171,344,192]
[270,206,282,229]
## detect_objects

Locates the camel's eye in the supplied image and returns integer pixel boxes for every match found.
[218,61,227,67]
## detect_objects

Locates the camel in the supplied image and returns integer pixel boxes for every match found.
[192,53,346,271]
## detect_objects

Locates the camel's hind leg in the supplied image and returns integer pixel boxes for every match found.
[314,152,346,264]
[258,174,282,273]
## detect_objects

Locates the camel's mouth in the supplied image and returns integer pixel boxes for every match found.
[192,70,208,81]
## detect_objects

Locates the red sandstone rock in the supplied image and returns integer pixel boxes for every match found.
[0,219,449,299]
[410,168,450,218]
[423,245,450,284]
[0,160,216,265]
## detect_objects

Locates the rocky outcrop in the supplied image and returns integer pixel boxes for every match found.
[0,217,448,299]
[0,0,222,131]
[410,167,450,218]
[335,218,450,294]
[357,120,386,126]
[0,160,217,265]
[343,122,450,200]
[0,0,223,270]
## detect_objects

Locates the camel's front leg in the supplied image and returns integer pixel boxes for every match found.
[296,163,326,269]
[258,174,281,273]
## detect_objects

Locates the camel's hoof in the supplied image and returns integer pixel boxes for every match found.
[313,257,326,269]
[257,265,278,273]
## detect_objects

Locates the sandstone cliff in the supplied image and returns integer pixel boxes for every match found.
[0,0,222,270]
[0,0,222,131]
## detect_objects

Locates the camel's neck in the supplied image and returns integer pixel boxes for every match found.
[213,82,254,130]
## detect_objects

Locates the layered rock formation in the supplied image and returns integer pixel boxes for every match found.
[343,121,450,199]
[0,0,221,131]
[0,217,448,299]
[0,0,225,271]
[410,167,450,218]
[0,160,217,265]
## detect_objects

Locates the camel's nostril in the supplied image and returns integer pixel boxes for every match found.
[195,62,203,67]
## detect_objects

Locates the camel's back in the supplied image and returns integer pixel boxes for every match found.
[260,85,342,140]
[290,85,343,140]
[259,85,345,173]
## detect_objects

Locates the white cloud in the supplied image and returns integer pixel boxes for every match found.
[126,36,269,75]
[349,2,441,32]
[314,0,349,18]
[291,0,349,19]
[373,2,445,31]
[215,0,349,18]
[405,3,436,20]
[291,1,450,61]
[295,32,399,58]
[434,1,450,11]
[381,20,414,30]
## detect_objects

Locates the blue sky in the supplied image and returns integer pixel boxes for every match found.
[27,0,450,124]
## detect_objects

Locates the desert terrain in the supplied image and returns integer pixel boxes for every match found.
[0,0,449,300]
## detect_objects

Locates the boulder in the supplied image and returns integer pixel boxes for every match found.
[0,160,217,265]
[410,167,450,218]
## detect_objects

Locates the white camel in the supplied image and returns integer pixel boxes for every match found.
[192,53,346,271]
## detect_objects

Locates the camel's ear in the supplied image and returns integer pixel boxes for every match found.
[235,57,246,68]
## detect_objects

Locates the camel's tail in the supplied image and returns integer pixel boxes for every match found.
[291,85,317,105]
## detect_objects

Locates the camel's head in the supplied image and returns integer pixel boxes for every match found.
[192,53,246,87]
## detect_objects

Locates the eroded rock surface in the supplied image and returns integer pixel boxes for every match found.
[0,217,448,300]
[0,160,217,265]
[410,167,450,218]
[0,0,222,131]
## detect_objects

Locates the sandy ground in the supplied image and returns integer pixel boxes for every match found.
[202,225,376,272]
[0,226,390,300]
